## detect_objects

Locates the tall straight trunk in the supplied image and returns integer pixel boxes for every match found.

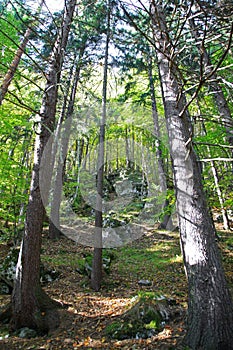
[198,106,230,230]
[11,0,76,332]
[125,126,130,167]
[147,54,173,229]
[209,156,230,230]
[0,0,44,105]
[131,124,135,168]
[91,0,111,292]
[49,54,84,239]
[150,2,233,349]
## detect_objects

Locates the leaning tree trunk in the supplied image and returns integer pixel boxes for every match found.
[11,0,76,333]
[0,0,44,105]
[150,2,233,349]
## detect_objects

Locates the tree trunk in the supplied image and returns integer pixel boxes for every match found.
[11,0,76,333]
[150,2,233,349]
[147,54,173,230]
[91,0,111,292]
[199,112,230,230]
[49,50,84,240]
[0,0,44,105]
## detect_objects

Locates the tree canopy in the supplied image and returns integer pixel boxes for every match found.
[0,0,233,348]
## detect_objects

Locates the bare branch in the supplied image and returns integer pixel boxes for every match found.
[5,91,40,115]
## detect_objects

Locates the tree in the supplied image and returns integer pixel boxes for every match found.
[196,100,231,230]
[110,7,174,229]
[10,0,77,333]
[91,0,111,292]
[147,52,173,229]
[48,53,84,240]
[150,1,233,348]
[188,3,233,167]
[48,0,110,239]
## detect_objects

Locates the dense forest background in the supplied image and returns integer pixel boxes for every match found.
[0,0,233,349]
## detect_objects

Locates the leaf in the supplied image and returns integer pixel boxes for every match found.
[83,337,91,346]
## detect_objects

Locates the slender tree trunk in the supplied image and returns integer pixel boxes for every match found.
[147,54,173,230]
[209,157,230,230]
[0,0,44,105]
[11,0,76,333]
[49,55,84,239]
[198,108,230,230]
[91,0,111,292]
[47,55,76,239]
[125,126,130,167]
[150,2,233,349]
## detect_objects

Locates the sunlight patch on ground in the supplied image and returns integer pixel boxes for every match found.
[170,254,183,263]
[68,295,132,318]
[146,242,173,252]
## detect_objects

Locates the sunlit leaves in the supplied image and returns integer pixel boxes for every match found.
[0,10,19,70]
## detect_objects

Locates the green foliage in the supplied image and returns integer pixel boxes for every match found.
[0,0,232,245]
[0,104,32,227]
[194,98,233,211]
[0,10,19,69]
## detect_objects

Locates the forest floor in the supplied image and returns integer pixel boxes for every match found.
[0,222,233,349]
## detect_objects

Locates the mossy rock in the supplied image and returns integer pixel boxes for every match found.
[0,247,59,293]
[105,297,164,340]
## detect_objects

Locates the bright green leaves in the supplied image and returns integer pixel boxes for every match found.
[0,102,33,228]
[0,10,19,70]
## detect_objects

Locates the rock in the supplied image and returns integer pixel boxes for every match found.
[215,214,223,223]
[0,247,19,290]
[103,228,123,247]
[114,179,133,197]
[138,279,152,286]
[105,294,185,341]
[0,248,59,292]
[40,268,59,284]
[0,282,11,294]
[18,327,37,339]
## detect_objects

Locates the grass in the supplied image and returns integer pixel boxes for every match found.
[0,226,232,349]
[41,253,82,268]
[114,232,183,287]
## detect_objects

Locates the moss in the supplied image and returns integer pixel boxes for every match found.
[105,297,163,340]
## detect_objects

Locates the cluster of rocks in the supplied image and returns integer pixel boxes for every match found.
[0,247,59,295]
[105,294,184,340]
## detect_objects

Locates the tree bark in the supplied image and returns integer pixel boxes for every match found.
[91,0,111,292]
[11,0,76,333]
[147,54,173,230]
[150,2,233,348]
[49,49,85,240]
